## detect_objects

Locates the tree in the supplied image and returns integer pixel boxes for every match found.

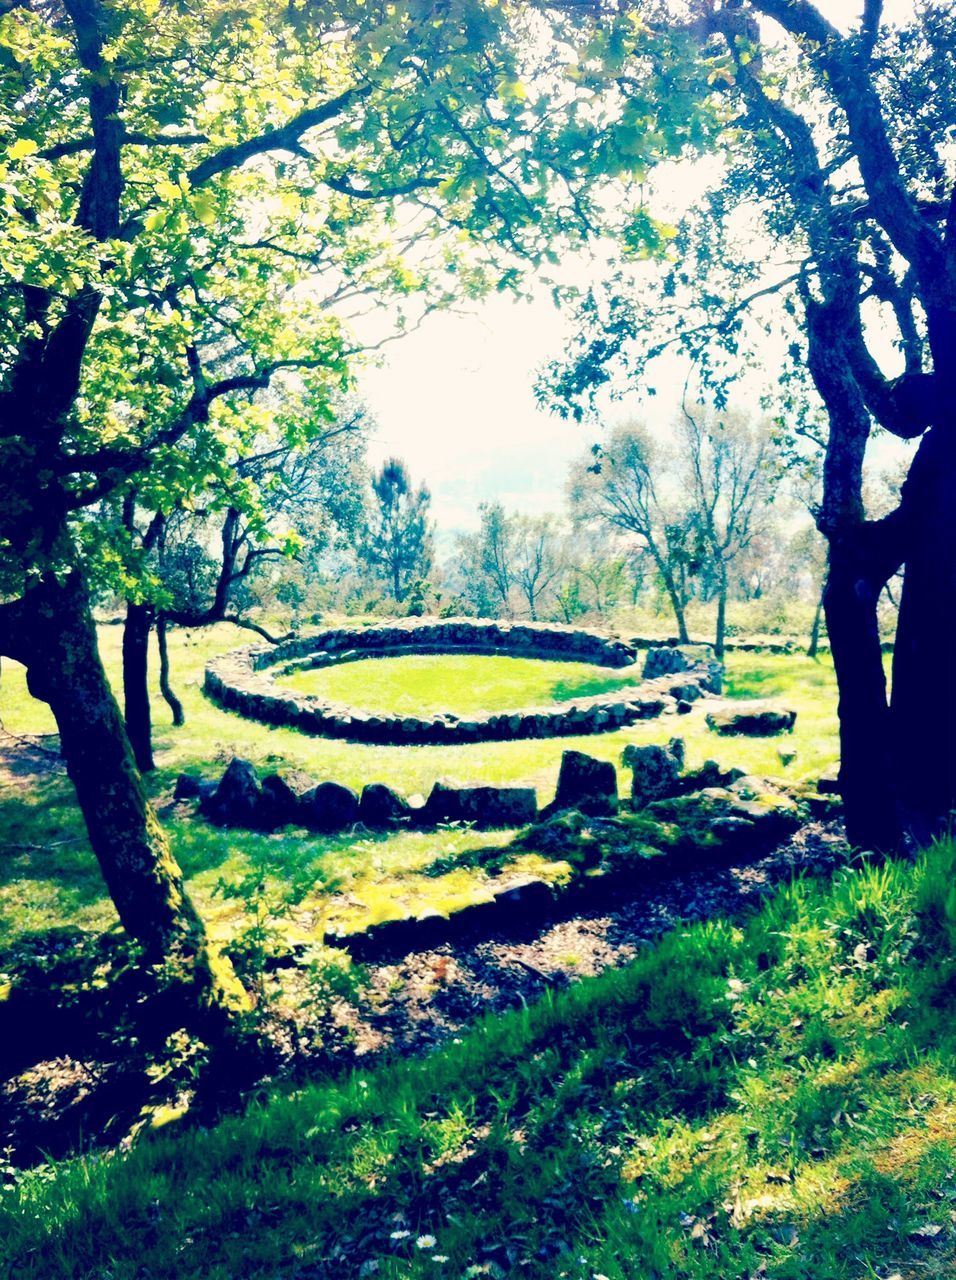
[0,0,649,1022]
[682,406,779,658]
[569,424,698,640]
[360,458,432,603]
[511,513,568,620]
[477,502,517,617]
[563,526,631,620]
[454,501,519,617]
[119,400,370,771]
[544,1,956,849]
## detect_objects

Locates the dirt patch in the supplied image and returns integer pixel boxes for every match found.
[327,819,848,1059]
[0,728,64,789]
[1,819,849,1166]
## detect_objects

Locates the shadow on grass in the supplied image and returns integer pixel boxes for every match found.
[0,786,103,905]
[549,670,644,703]
[7,842,956,1279]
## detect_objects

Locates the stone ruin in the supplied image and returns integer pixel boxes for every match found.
[203,619,724,744]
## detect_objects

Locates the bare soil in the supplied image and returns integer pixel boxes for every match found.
[0,747,849,1169]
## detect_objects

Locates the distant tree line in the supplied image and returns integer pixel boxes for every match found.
[114,398,893,729]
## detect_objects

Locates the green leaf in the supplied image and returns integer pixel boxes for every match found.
[8,137,39,161]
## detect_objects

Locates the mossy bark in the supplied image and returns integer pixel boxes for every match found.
[123,599,155,773]
[4,570,249,1030]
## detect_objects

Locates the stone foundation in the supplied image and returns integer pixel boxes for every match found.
[203,619,721,744]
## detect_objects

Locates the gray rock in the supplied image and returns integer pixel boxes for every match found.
[545,749,618,817]
[623,742,681,808]
[706,701,797,737]
[421,782,538,828]
[679,759,745,792]
[647,650,701,680]
[204,757,262,827]
[645,783,802,864]
[304,781,360,833]
[260,770,315,828]
[174,772,214,802]
[669,681,705,704]
[358,783,412,827]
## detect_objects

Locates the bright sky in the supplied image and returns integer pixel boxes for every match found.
[358,290,596,531]
[356,0,920,533]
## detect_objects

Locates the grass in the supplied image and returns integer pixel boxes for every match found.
[3,838,955,1279]
[277,652,645,716]
[0,623,841,957]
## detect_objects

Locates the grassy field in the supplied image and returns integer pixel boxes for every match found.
[278,652,648,715]
[0,623,840,956]
[6,623,949,1280]
[4,836,954,1279]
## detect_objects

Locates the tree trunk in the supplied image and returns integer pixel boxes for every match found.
[891,424,956,842]
[1,570,249,1030]
[156,615,185,727]
[123,600,155,773]
[663,576,690,643]
[807,584,825,659]
[824,528,902,851]
[714,568,728,660]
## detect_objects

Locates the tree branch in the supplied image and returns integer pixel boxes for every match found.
[186,85,372,189]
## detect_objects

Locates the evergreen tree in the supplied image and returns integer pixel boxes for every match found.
[360,459,433,603]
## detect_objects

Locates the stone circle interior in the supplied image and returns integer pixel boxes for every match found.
[203,618,723,745]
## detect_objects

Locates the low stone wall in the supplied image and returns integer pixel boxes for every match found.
[203,619,722,744]
[267,618,637,669]
[626,634,835,655]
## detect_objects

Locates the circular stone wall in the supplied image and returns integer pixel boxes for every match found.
[203,618,720,744]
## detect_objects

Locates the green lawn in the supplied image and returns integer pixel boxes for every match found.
[0,622,840,792]
[4,837,954,1280]
[0,623,841,956]
[278,652,644,715]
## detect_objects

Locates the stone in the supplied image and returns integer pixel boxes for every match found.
[726,774,788,802]
[623,741,682,808]
[203,757,262,827]
[492,877,553,921]
[669,681,705,704]
[260,770,315,828]
[207,621,735,746]
[518,808,597,859]
[303,781,360,833]
[679,759,745,792]
[174,773,214,802]
[545,749,618,817]
[420,782,538,828]
[642,645,713,680]
[358,783,412,827]
[644,783,801,864]
[706,701,797,737]
[467,786,538,827]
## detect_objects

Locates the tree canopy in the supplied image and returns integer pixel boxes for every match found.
[540,0,956,847]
